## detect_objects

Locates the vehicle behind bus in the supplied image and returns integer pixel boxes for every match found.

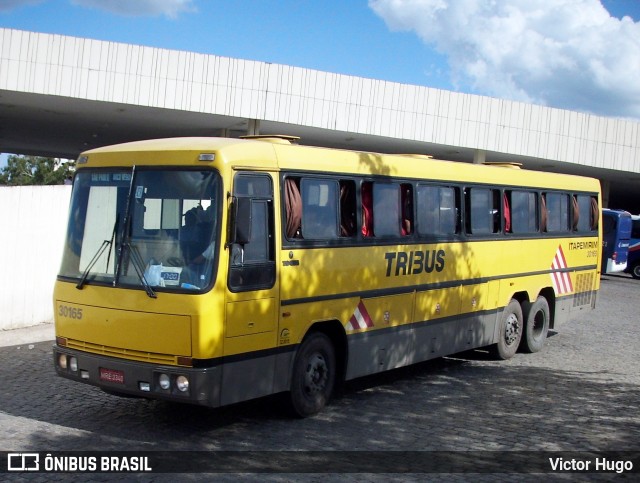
[625,214,640,279]
[601,209,632,274]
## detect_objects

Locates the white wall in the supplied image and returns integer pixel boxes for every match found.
[0,185,71,330]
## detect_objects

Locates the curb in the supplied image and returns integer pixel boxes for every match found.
[0,323,55,348]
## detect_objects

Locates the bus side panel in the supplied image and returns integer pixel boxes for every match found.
[221,297,279,406]
[345,326,414,380]
[219,354,277,406]
[358,292,415,369]
[345,282,498,381]
[419,310,497,358]
[345,310,499,381]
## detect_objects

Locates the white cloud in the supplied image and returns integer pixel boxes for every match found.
[369,0,640,119]
[71,0,196,18]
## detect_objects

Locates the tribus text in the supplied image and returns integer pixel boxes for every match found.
[385,250,446,277]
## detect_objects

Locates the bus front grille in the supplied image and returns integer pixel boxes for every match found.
[65,339,177,365]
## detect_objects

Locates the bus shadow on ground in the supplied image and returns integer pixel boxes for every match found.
[6,341,639,453]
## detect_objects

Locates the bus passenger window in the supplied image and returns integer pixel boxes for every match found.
[301,178,338,239]
[284,177,302,238]
[340,180,357,237]
[465,188,499,235]
[574,194,598,232]
[373,183,402,237]
[401,183,413,236]
[590,196,599,230]
[541,194,547,232]
[417,185,457,236]
[571,195,580,231]
[361,182,374,237]
[492,190,501,233]
[544,192,570,232]
[503,193,511,233]
[508,191,538,233]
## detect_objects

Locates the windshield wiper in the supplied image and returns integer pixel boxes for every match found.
[124,242,157,299]
[109,165,156,298]
[76,240,111,290]
[76,217,119,290]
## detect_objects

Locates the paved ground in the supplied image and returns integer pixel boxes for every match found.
[1,274,638,481]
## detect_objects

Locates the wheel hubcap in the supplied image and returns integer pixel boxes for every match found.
[304,353,328,394]
[504,313,520,346]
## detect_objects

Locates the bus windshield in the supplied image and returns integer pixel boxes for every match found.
[59,168,220,293]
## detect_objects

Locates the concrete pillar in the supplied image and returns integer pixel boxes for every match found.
[247,119,260,136]
[473,149,486,164]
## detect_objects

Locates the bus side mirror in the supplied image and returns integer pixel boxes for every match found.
[230,196,252,245]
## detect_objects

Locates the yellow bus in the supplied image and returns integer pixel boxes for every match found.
[53,136,601,416]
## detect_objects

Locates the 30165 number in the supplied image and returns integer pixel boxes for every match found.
[58,305,83,319]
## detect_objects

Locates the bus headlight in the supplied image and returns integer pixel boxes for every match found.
[69,357,78,372]
[58,354,68,370]
[176,375,189,392]
[159,373,171,390]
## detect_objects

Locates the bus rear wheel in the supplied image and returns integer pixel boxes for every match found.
[521,296,550,353]
[493,299,523,360]
[289,332,336,417]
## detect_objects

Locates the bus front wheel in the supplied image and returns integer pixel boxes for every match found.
[521,296,550,353]
[493,299,523,360]
[289,332,336,417]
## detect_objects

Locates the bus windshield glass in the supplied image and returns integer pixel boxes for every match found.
[59,168,220,293]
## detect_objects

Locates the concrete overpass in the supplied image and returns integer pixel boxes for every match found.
[1,28,639,209]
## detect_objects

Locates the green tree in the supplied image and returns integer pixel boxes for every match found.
[0,155,75,186]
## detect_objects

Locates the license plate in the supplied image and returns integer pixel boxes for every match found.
[99,367,124,384]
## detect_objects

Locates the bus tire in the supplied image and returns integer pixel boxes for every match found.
[631,263,640,280]
[493,299,523,360]
[289,332,336,417]
[521,296,550,353]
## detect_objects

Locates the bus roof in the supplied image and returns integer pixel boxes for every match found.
[80,136,600,193]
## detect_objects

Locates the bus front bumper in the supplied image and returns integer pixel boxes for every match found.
[605,259,628,274]
[53,345,222,407]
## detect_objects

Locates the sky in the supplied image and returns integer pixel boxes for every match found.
[1,0,640,165]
